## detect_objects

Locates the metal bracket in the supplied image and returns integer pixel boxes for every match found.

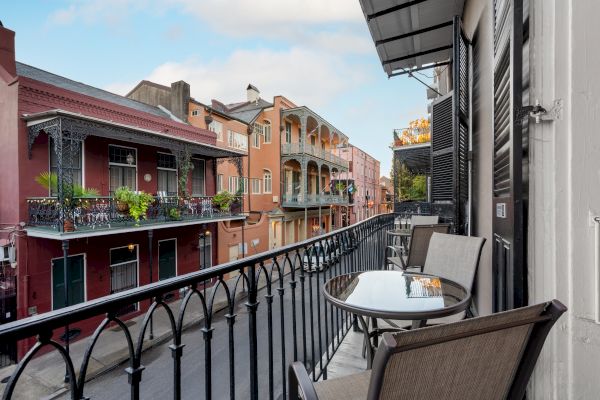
[517,99,563,123]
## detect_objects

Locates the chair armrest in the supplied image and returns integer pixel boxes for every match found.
[289,362,319,400]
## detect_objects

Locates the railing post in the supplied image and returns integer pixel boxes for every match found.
[246,263,259,400]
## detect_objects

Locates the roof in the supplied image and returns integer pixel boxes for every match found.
[359,0,465,76]
[224,98,273,124]
[16,62,171,119]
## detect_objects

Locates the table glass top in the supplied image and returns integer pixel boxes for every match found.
[324,271,468,315]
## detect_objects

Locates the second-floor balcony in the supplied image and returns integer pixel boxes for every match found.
[281,143,349,169]
[26,195,244,239]
[281,192,349,208]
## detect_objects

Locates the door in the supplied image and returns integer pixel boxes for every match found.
[492,0,528,311]
[158,239,177,280]
[52,254,85,310]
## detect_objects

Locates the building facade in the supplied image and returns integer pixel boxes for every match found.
[128,82,354,262]
[332,144,381,225]
[0,24,244,357]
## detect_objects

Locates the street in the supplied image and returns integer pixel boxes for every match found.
[70,259,355,400]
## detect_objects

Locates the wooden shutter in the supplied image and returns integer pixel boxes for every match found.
[430,16,470,234]
[492,0,528,311]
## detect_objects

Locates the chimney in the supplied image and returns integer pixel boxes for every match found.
[246,84,260,103]
[0,22,16,77]
[170,80,190,123]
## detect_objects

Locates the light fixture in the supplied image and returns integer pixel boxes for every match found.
[205,230,211,236]
[126,153,134,165]
[144,173,152,182]
[127,243,135,251]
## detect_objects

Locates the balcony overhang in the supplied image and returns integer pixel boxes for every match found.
[26,214,246,240]
[24,109,246,159]
[394,143,431,174]
[359,0,465,76]
[281,106,348,143]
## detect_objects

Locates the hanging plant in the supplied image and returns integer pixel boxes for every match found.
[178,150,193,199]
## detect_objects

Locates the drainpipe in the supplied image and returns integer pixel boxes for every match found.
[62,239,70,383]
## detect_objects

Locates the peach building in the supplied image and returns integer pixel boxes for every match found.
[333,144,381,225]
[128,82,352,263]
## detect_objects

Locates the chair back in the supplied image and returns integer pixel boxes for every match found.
[424,232,485,291]
[366,300,567,400]
[405,224,450,269]
[410,215,439,226]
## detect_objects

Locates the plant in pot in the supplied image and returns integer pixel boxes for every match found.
[212,191,234,213]
[35,171,99,232]
[335,182,346,195]
[230,189,243,214]
[168,207,181,220]
[113,187,154,225]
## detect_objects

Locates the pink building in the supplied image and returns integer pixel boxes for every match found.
[333,144,381,225]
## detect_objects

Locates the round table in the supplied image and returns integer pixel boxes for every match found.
[323,270,471,368]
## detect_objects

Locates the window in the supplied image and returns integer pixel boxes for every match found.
[251,178,261,194]
[191,159,206,196]
[209,120,223,141]
[229,176,239,193]
[110,245,138,314]
[217,174,223,192]
[240,177,248,194]
[191,109,200,116]
[263,121,271,143]
[263,169,272,193]
[227,130,248,151]
[157,152,177,195]
[109,145,137,193]
[199,235,212,269]
[285,122,292,143]
[49,138,83,196]
[252,124,261,148]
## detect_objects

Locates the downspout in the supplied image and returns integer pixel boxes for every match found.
[247,124,252,213]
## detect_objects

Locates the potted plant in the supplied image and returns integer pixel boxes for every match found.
[230,189,243,214]
[35,172,99,232]
[335,182,346,195]
[168,207,181,220]
[112,187,154,225]
[212,191,234,212]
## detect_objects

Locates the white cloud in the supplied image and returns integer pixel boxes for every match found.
[106,47,369,108]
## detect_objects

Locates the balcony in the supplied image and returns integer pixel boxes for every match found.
[281,193,349,208]
[26,195,245,239]
[0,214,393,400]
[281,143,349,169]
[391,130,431,150]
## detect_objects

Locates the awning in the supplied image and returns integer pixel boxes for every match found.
[23,109,246,159]
[394,143,431,174]
[359,0,465,76]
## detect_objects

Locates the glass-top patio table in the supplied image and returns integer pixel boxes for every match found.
[323,270,471,368]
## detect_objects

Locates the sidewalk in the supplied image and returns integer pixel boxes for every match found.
[0,276,246,400]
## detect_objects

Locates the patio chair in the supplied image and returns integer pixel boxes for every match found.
[289,299,567,400]
[410,215,439,226]
[386,224,450,271]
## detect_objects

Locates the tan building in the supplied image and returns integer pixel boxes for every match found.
[127,82,352,263]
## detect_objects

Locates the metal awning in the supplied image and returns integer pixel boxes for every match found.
[394,144,431,174]
[23,109,246,159]
[359,0,465,76]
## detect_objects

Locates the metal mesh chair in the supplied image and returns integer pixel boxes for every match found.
[386,224,450,271]
[289,299,567,400]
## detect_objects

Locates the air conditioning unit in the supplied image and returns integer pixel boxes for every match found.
[0,245,15,263]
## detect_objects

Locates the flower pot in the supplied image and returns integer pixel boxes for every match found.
[116,201,130,214]
[230,201,241,214]
[63,219,75,232]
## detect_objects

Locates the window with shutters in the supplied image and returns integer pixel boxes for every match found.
[157,152,177,196]
[49,138,83,196]
[263,121,272,143]
[251,178,261,194]
[109,145,137,193]
[263,169,272,193]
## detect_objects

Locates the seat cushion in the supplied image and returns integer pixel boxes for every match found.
[313,371,371,400]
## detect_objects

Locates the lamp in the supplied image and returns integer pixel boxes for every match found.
[126,153,134,165]
[127,243,135,251]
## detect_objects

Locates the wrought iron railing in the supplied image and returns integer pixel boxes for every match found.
[281,193,349,207]
[281,143,349,169]
[0,213,394,400]
[26,195,244,233]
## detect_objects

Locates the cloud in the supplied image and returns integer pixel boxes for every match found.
[106,47,369,108]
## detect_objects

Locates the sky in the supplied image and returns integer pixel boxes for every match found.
[2,0,431,176]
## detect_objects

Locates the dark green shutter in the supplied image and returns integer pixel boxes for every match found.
[52,255,85,310]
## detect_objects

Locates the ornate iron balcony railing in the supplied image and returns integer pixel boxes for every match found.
[26,195,244,234]
[281,193,350,207]
[281,143,350,169]
[0,213,394,400]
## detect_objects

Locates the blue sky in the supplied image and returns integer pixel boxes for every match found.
[3,0,430,176]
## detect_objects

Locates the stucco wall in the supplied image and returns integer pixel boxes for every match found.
[462,0,494,316]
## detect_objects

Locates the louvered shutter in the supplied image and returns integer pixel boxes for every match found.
[430,16,470,234]
[492,0,528,312]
